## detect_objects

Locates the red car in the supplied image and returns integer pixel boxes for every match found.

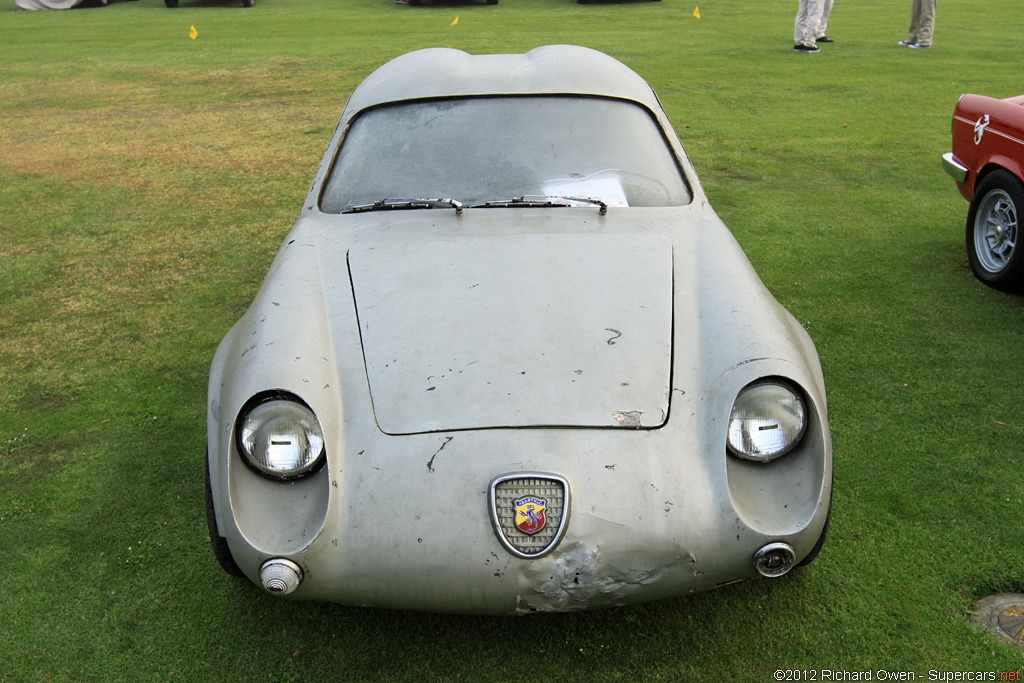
[943,94,1024,291]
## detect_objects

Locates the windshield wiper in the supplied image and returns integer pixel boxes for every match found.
[342,198,464,215]
[471,195,608,215]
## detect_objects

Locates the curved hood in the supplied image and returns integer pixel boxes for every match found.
[347,232,673,434]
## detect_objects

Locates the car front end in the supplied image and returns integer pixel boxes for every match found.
[205,46,832,614]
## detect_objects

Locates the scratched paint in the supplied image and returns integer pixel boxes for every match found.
[426,436,454,473]
[612,410,643,428]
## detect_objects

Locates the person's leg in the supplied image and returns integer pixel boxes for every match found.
[907,0,923,43]
[913,0,935,46]
[795,0,810,44]
[817,0,833,39]
[796,0,824,46]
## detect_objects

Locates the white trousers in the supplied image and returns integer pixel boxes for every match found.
[795,0,825,46]
[817,0,834,38]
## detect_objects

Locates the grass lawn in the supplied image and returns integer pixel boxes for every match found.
[1,0,1023,679]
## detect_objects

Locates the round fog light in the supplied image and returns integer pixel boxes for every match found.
[753,542,795,578]
[259,558,303,595]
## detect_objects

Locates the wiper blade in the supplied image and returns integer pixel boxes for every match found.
[471,195,608,215]
[342,198,463,214]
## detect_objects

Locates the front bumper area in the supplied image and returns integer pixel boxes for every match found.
[942,152,969,183]
[215,417,831,615]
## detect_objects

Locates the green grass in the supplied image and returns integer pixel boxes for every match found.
[2,0,1024,679]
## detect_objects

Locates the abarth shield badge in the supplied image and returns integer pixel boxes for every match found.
[489,473,570,559]
[514,496,547,535]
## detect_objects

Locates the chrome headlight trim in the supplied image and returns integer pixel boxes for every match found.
[235,392,326,480]
[726,378,808,462]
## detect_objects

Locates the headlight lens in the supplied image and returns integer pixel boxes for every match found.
[727,380,807,462]
[237,395,325,479]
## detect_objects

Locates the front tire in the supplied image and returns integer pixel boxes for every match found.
[966,169,1024,291]
[206,455,244,577]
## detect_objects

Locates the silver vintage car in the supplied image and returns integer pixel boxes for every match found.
[205,45,833,615]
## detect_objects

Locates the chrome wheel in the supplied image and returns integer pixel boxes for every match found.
[966,170,1024,291]
[973,188,1017,274]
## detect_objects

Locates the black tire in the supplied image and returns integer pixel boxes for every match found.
[796,501,830,568]
[966,169,1024,291]
[206,455,244,577]
[164,0,178,7]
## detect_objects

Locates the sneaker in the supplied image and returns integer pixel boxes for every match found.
[794,43,820,52]
[908,43,930,48]
[817,36,834,43]
[897,40,912,46]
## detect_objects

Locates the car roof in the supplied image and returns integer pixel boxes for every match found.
[340,45,663,122]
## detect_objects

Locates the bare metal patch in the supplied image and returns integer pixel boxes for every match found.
[612,410,643,428]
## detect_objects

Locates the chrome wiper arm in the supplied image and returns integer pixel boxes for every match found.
[342,198,463,215]
[471,195,608,215]
[556,195,609,215]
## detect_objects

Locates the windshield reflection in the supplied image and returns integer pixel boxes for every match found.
[320,96,692,213]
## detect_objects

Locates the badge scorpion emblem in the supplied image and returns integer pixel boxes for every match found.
[489,473,569,559]
[974,114,990,145]
[514,496,547,535]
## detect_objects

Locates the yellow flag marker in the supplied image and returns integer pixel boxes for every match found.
[189,24,198,39]
[693,6,700,18]
[451,15,459,26]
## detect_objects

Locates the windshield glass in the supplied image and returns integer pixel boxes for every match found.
[319,96,692,213]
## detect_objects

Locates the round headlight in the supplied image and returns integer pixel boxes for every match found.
[727,380,807,462]
[237,396,325,479]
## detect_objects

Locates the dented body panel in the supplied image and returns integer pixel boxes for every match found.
[206,46,832,615]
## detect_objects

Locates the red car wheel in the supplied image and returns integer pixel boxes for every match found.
[966,169,1024,291]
